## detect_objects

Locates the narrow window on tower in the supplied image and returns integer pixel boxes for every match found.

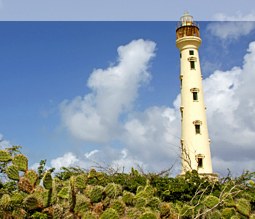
[190,61,195,69]
[193,92,198,101]
[180,53,182,58]
[198,158,203,168]
[180,75,183,89]
[189,50,194,55]
[195,124,200,134]
[180,106,184,120]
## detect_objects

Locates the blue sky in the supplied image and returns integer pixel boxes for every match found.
[1,1,255,176]
[0,0,254,21]
[1,20,255,176]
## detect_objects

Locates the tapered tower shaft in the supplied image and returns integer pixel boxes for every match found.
[176,13,213,175]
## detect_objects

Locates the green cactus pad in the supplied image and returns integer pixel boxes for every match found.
[89,185,104,203]
[221,208,236,218]
[11,192,26,205]
[236,198,251,217]
[74,174,87,189]
[208,210,222,219]
[12,154,28,172]
[122,190,135,206]
[203,195,219,208]
[99,208,119,219]
[6,165,20,181]
[126,207,142,219]
[81,212,97,219]
[43,171,53,190]
[0,194,11,209]
[26,170,39,186]
[57,187,69,199]
[135,197,147,208]
[74,194,91,215]
[0,150,12,162]
[159,202,171,218]
[104,183,122,199]
[139,211,157,219]
[147,197,160,210]
[110,199,126,216]
[23,195,42,210]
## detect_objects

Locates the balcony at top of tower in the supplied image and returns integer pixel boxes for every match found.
[176,12,200,40]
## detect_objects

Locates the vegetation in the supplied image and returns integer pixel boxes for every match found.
[0,146,254,218]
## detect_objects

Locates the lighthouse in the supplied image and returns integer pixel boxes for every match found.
[176,13,216,177]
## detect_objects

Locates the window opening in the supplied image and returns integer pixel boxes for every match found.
[190,61,195,69]
[198,158,203,168]
[195,124,200,134]
[189,50,194,55]
[193,92,198,101]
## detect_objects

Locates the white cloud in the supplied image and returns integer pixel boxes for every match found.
[84,149,99,159]
[50,152,79,170]
[59,38,255,176]
[203,41,255,175]
[0,134,11,148]
[61,39,156,143]
[207,13,255,40]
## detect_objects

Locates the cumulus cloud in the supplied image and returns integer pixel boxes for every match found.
[50,152,79,170]
[61,39,156,143]
[204,41,255,175]
[59,38,255,176]
[0,134,11,148]
[207,13,255,40]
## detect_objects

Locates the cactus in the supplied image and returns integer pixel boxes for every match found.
[223,194,236,207]
[147,197,160,210]
[159,202,171,218]
[23,195,42,210]
[110,199,126,216]
[74,174,87,189]
[139,211,157,219]
[104,183,122,199]
[6,165,20,181]
[18,176,33,193]
[74,194,91,215]
[221,208,236,218]
[203,195,219,208]
[250,214,255,219]
[88,168,97,179]
[122,190,135,206]
[12,154,28,172]
[81,211,97,219]
[57,187,69,199]
[12,208,27,219]
[89,185,104,203]
[126,207,142,219]
[99,208,119,219]
[0,194,11,209]
[93,202,104,215]
[135,197,147,208]
[236,198,251,217]
[31,212,48,219]
[0,150,12,162]
[43,171,53,190]
[25,170,39,187]
[52,204,63,219]
[11,192,26,205]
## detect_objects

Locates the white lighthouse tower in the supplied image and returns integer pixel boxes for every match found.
[176,13,216,177]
